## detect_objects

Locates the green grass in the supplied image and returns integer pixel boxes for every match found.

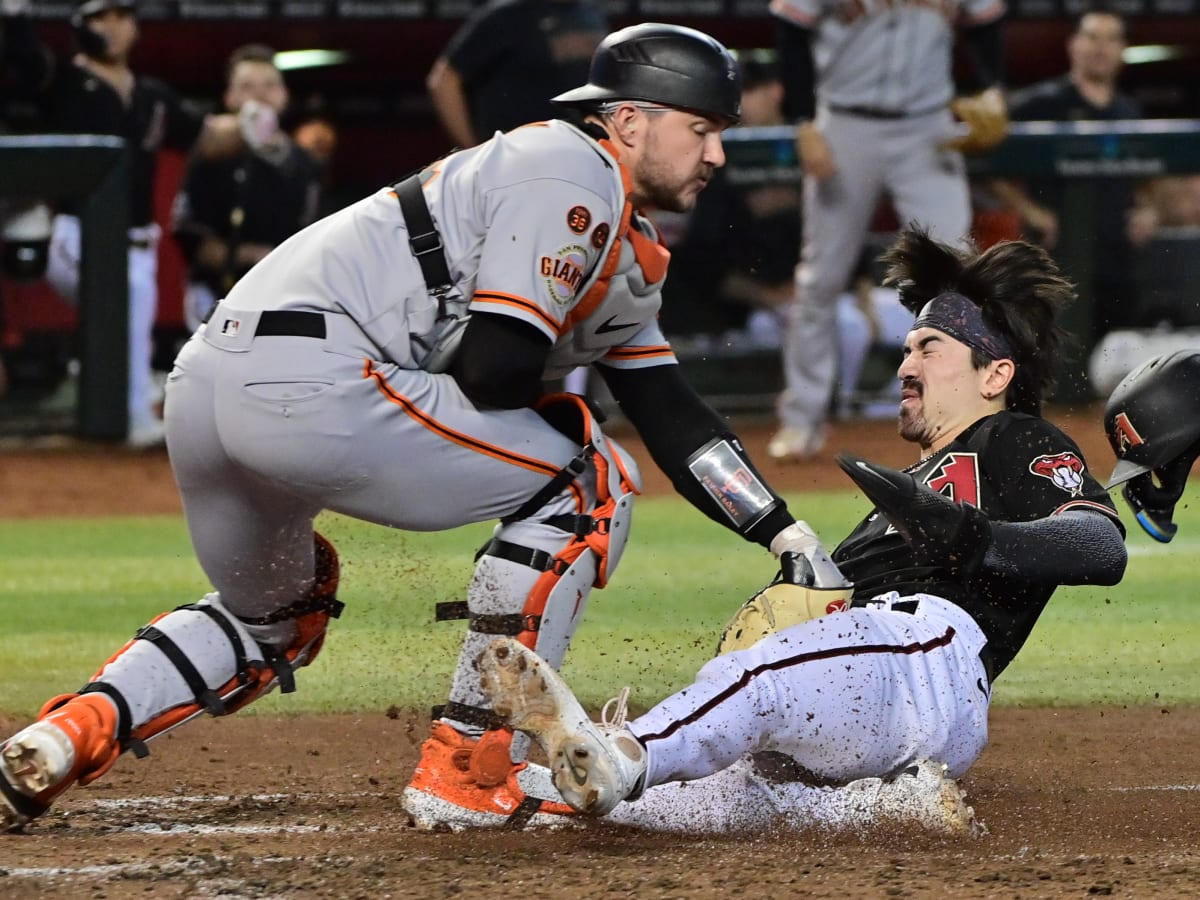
[2,486,1198,718]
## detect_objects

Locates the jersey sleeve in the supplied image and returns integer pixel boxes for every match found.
[961,0,1006,26]
[980,417,1121,525]
[768,0,822,27]
[599,320,677,370]
[471,178,615,340]
[146,77,204,151]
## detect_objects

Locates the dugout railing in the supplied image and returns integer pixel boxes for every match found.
[0,135,130,441]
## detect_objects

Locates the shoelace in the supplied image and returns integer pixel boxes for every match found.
[600,686,631,732]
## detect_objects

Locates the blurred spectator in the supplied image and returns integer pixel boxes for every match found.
[292,105,363,216]
[1088,175,1200,396]
[0,0,267,447]
[656,54,913,418]
[171,44,321,332]
[658,53,801,343]
[426,0,607,148]
[988,8,1146,337]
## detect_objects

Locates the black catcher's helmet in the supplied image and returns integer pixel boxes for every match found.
[552,23,741,123]
[1103,350,1200,542]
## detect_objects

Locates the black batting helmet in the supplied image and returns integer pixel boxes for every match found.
[1104,349,1200,489]
[72,0,137,59]
[73,0,137,21]
[552,23,741,123]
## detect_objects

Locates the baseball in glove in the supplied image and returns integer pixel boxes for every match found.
[942,87,1009,155]
[717,552,852,655]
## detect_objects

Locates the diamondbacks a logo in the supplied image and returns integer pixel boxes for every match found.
[1109,411,1145,458]
[925,452,982,507]
[1030,452,1086,496]
[825,597,850,615]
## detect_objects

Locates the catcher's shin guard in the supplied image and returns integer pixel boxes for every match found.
[1,531,343,830]
[405,397,639,828]
[438,394,639,734]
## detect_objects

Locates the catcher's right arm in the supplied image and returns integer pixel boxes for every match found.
[717,552,852,655]
[942,86,1009,154]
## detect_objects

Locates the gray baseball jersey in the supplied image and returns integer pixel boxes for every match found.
[227,118,675,380]
[165,118,669,620]
[769,0,1004,114]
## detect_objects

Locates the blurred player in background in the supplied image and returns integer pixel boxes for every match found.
[767,0,1007,461]
[171,44,321,332]
[0,0,277,447]
[427,0,607,148]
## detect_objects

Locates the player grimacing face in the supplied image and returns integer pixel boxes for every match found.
[896,327,1010,455]
[628,108,728,213]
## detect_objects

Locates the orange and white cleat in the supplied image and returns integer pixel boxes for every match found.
[401,722,578,831]
[1,693,121,832]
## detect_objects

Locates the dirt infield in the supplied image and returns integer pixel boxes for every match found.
[5,410,1200,899]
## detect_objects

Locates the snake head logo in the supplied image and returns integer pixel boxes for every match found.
[1030,452,1086,496]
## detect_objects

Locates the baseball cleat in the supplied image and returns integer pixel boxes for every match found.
[478,638,647,816]
[401,722,578,831]
[873,758,983,837]
[766,425,826,462]
[1,693,121,832]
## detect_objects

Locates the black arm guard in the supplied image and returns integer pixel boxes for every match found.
[449,312,550,410]
[961,17,1006,90]
[600,363,792,547]
[985,510,1127,585]
[777,20,817,121]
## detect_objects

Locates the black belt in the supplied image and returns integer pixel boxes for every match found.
[827,103,944,120]
[254,310,326,339]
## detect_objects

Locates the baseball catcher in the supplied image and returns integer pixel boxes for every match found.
[1103,350,1200,542]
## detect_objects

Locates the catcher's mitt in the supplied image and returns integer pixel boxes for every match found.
[717,552,852,655]
[942,87,1009,155]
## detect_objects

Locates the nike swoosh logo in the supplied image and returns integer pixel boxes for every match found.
[595,315,640,335]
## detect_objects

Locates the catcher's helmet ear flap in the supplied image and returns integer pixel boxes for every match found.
[71,0,137,59]
[552,23,741,123]
[1103,349,1200,489]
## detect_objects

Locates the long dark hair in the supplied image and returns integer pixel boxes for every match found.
[880,228,1075,415]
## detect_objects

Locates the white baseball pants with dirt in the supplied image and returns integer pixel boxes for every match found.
[777,107,971,434]
[625,591,991,805]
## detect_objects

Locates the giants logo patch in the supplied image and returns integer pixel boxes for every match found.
[1109,411,1145,458]
[1030,452,1086,496]
[539,244,587,305]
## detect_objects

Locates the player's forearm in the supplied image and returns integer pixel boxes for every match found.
[776,20,816,122]
[600,362,793,548]
[961,18,1006,90]
[427,57,477,148]
[983,510,1127,585]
